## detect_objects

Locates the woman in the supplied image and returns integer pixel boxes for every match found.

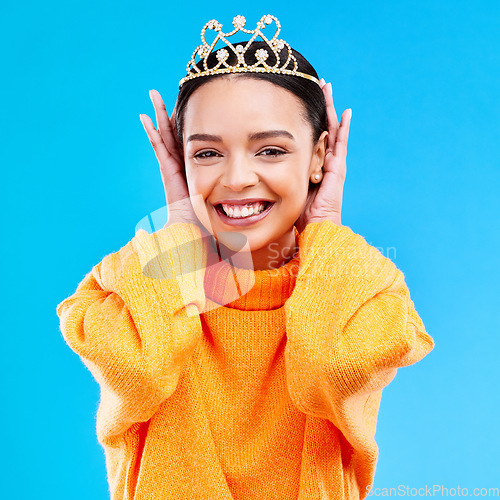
[57,14,435,500]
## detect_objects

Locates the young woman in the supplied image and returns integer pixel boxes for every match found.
[57,15,435,500]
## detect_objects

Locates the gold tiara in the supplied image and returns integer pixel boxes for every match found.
[179,14,320,88]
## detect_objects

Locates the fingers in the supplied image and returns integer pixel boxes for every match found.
[139,113,189,204]
[149,89,183,166]
[324,83,339,127]
[171,99,178,132]
[333,109,352,161]
[322,82,340,152]
[318,79,339,151]
[314,108,351,226]
[139,112,171,164]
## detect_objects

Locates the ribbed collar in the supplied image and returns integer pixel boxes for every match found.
[203,228,300,311]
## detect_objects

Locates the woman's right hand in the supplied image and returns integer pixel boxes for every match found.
[139,89,199,228]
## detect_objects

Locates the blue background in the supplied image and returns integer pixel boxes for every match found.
[2,0,498,497]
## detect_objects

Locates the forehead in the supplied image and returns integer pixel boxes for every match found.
[183,76,310,135]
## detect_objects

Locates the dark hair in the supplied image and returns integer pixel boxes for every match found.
[175,41,327,145]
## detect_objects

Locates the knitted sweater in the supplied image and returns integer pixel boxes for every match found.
[56,220,435,500]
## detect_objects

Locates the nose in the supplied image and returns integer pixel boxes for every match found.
[220,156,259,191]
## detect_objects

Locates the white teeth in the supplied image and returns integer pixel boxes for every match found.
[220,202,268,218]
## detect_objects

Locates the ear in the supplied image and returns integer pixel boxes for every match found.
[309,130,328,177]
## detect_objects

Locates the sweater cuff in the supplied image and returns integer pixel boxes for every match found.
[296,220,398,285]
[130,222,207,317]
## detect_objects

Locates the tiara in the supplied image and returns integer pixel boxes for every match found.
[179,14,320,88]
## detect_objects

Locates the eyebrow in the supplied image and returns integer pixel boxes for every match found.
[186,130,295,143]
[187,133,222,143]
[249,130,295,141]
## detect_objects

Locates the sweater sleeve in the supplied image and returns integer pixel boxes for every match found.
[284,220,435,492]
[56,222,207,445]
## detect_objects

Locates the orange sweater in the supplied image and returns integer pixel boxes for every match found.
[56,220,435,500]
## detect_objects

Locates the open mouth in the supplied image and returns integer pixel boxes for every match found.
[214,201,275,224]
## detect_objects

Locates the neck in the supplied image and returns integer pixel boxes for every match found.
[252,227,299,271]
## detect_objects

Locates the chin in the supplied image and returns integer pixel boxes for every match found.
[214,230,256,254]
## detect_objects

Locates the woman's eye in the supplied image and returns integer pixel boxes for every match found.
[258,148,287,157]
[194,150,221,159]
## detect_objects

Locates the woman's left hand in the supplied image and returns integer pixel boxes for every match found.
[294,80,352,233]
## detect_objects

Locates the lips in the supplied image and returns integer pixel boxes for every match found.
[214,198,274,206]
[213,200,275,226]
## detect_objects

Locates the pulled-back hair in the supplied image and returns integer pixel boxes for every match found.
[175,41,327,145]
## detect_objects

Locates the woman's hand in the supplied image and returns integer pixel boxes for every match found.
[294,80,352,233]
[139,89,200,228]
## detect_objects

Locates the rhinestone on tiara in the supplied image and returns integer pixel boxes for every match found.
[179,14,320,88]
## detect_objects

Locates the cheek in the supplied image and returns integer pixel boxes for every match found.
[184,164,195,190]
[185,167,209,197]
[185,172,214,232]
[279,166,310,200]
[185,167,217,227]
[268,160,309,190]
[286,166,313,213]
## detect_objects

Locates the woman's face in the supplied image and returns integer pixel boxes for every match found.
[182,76,327,270]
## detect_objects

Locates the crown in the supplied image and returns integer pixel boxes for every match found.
[179,14,320,88]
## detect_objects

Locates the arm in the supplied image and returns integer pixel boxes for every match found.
[284,220,435,485]
[56,222,207,445]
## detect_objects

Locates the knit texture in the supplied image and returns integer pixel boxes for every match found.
[56,220,435,499]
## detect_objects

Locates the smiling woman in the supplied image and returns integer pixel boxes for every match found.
[56,13,435,500]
